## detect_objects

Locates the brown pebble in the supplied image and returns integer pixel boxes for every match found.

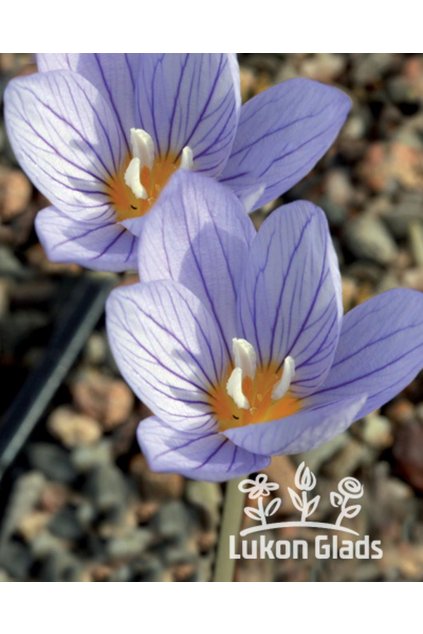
[17,511,50,541]
[0,167,32,221]
[40,482,69,513]
[71,369,134,429]
[172,562,196,582]
[129,454,184,499]
[47,406,102,448]
[393,421,423,492]
[386,398,415,424]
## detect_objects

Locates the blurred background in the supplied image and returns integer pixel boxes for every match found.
[0,53,422,582]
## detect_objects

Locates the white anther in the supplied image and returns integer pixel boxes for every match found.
[271,356,296,401]
[130,128,155,169]
[124,157,148,200]
[232,338,256,379]
[180,146,194,170]
[226,367,250,410]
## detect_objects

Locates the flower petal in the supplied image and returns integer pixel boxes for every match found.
[139,171,255,356]
[106,279,227,432]
[225,395,366,456]
[5,70,125,223]
[220,78,351,210]
[237,201,342,394]
[37,53,140,148]
[137,416,270,482]
[35,206,137,272]
[135,54,240,175]
[313,288,423,418]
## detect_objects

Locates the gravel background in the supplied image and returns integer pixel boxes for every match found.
[0,53,422,582]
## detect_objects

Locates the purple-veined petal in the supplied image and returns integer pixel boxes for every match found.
[137,416,270,482]
[5,70,125,223]
[36,53,140,148]
[225,394,366,456]
[106,279,227,433]
[139,171,255,357]
[312,288,423,418]
[220,78,351,210]
[237,201,342,395]
[135,54,240,176]
[35,206,137,272]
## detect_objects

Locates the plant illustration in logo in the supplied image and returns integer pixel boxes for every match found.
[330,477,364,528]
[238,464,364,537]
[240,474,281,526]
[288,461,321,523]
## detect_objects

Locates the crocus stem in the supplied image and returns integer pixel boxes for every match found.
[213,476,245,582]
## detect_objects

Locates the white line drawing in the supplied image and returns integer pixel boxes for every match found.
[239,463,364,537]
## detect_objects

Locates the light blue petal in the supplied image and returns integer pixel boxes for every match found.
[106,279,227,433]
[312,288,423,417]
[135,54,240,175]
[138,171,255,357]
[36,206,137,272]
[237,201,342,395]
[138,416,270,482]
[37,53,140,148]
[225,395,366,455]
[220,78,351,210]
[5,70,124,223]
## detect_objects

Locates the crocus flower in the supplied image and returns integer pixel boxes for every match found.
[5,54,350,271]
[106,172,423,482]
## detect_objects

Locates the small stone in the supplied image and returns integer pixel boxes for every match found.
[17,511,51,542]
[361,413,393,449]
[325,439,372,479]
[0,471,46,543]
[186,481,222,528]
[297,433,349,473]
[345,214,398,265]
[39,552,82,582]
[385,399,415,424]
[153,501,193,540]
[393,421,423,492]
[27,444,76,483]
[0,166,32,221]
[107,528,152,561]
[71,440,112,473]
[84,464,128,514]
[40,482,69,513]
[342,277,358,311]
[49,506,84,541]
[0,279,9,316]
[47,406,102,448]
[0,541,32,580]
[130,454,184,499]
[31,531,68,559]
[300,53,345,82]
[71,369,134,429]
[84,332,108,365]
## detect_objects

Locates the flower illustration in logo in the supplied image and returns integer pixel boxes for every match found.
[238,474,279,500]
[337,477,363,499]
[294,461,316,491]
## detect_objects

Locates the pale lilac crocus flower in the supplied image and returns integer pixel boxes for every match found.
[106,172,423,481]
[5,54,350,271]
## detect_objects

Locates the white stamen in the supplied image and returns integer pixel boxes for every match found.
[180,146,194,170]
[271,356,296,401]
[232,338,256,379]
[130,128,155,169]
[124,157,148,200]
[226,367,250,410]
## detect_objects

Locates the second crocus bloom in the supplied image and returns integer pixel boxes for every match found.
[5,53,350,271]
[106,172,423,481]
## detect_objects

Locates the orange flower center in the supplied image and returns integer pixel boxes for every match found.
[106,153,180,222]
[210,361,301,433]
